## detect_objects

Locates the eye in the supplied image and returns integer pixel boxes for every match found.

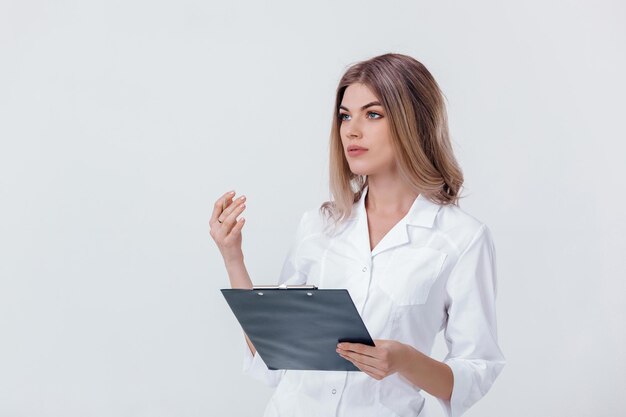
[338,111,382,121]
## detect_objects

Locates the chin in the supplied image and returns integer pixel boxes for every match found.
[349,168,370,176]
[347,161,372,175]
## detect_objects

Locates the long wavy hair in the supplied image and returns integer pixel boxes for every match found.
[319,53,464,236]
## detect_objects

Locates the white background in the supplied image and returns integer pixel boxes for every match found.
[1,1,624,416]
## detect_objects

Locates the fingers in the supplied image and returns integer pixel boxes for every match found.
[220,194,246,223]
[229,212,246,236]
[219,199,247,235]
[340,353,385,379]
[213,196,246,237]
[339,342,377,358]
[211,190,235,224]
[337,347,383,369]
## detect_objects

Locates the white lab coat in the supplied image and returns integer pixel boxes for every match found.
[242,185,505,417]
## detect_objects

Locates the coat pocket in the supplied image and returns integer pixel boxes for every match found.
[377,373,426,416]
[377,246,447,306]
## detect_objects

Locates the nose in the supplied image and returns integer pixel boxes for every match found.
[346,118,362,139]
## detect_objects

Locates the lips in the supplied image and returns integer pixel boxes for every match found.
[347,146,368,151]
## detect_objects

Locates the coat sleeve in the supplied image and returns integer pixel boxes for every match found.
[241,210,311,387]
[436,224,506,417]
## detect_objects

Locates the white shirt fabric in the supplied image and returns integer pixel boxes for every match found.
[242,185,505,417]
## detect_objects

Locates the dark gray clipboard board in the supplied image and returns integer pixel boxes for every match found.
[221,286,375,371]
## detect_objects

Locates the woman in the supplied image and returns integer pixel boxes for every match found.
[210,53,505,417]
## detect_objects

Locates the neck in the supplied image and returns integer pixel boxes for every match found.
[365,178,418,216]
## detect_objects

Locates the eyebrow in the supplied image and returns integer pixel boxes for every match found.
[338,101,383,112]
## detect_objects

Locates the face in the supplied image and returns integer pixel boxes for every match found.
[338,83,396,177]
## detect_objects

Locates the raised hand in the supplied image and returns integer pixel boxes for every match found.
[209,190,247,263]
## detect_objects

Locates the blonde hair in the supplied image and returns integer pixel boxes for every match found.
[319,53,464,236]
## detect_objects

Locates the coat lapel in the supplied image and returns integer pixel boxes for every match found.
[350,185,442,259]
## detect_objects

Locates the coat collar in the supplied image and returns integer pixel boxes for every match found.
[350,185,441,258]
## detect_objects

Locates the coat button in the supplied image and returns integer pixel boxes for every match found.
[332,388,337,394]
[362,266,367,272]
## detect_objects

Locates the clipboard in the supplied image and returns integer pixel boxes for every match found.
[221,284,375,371]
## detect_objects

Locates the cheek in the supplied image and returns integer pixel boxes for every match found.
[379,129,394,154]
[370,127,391,150]
[376,124,392,142]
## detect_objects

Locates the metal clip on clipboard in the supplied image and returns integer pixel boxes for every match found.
[252,284,318,290]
